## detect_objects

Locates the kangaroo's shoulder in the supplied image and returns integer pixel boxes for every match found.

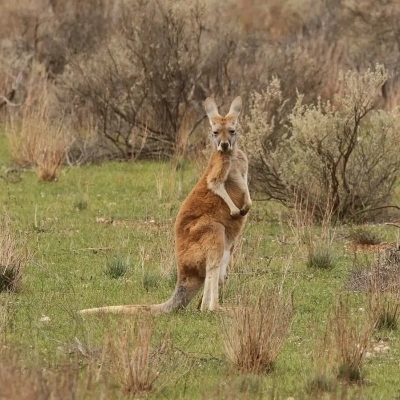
[235,148,248,164]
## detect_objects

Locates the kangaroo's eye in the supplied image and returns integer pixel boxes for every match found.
[229,129,236,135]
[212,131,218,136]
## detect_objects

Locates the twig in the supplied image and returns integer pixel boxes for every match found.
[72,247,112,252]
[353,205,400,216]
[384,222,400,229]
[0,95,20,107]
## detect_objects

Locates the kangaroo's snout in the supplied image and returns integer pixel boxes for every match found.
[219,141,230,152]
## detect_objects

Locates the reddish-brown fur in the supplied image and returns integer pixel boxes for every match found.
[79,96,251,314]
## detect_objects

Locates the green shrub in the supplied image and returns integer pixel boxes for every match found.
[245,66,400,221]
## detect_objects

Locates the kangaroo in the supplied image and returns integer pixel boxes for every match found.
[79,96,252,314]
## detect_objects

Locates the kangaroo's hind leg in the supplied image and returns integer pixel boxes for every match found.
[200,223,226,311]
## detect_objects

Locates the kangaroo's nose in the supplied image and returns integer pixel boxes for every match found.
[221,141,230,151]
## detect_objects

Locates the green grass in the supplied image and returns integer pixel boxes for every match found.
[1,133,400,398]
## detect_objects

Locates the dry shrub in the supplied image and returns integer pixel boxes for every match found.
[325,298,375,383]
[104,317,168,396]
[347,227,382,246]
[349,246,400,293]
[349,246,400,330]
[0,212,26,293]
[3,0,400,164]
[67,0,232,160]
[221,287,293,374]
[6,66,70,181]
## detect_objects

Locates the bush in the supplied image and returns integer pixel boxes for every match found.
[3,1,400,164]
[245,66,400,221]
[67,0,236,160]
[347,227,382,246]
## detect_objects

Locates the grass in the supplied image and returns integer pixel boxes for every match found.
[221,287,293,374]
[1,132,400,398]
[306,246,336,270]
[104,255,130,279]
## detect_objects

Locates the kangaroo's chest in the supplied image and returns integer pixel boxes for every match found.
[225,170,246,206]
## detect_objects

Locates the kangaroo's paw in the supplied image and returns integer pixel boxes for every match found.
[240,201,252,216]
[230,207,242,218]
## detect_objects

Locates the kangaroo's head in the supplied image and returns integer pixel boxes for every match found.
[204,96,242,153]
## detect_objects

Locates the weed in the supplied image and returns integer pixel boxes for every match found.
[221,287,293,374]
[104,256,129,279]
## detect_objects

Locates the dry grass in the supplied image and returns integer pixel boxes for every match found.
[0,211,26,293]
[221,287,293,374]
[6,65,70,181]
[289,191,336,269]
[361,248,400,331]
[105,317,166,396]
[368,291,400,330]
[326,298,375,383]
[0,346,107,400]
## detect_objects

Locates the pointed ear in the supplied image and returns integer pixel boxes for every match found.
[204,97,219,120]
[228,96,242,119]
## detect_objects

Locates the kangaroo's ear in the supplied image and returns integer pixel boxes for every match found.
[204,97,219,120]
[227,96,242,119]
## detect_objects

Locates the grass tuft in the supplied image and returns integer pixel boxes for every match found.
[327,298,374,384]
[73,196,88,211]
[142,271,160,292]
[221,287,293,374]
[305,373,336,395]
[368,292,400,331]
[104,256,129,279]
[306,247,335,270]
[105,317,164,396]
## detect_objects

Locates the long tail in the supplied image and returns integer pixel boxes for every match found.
[79,282,202,315]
